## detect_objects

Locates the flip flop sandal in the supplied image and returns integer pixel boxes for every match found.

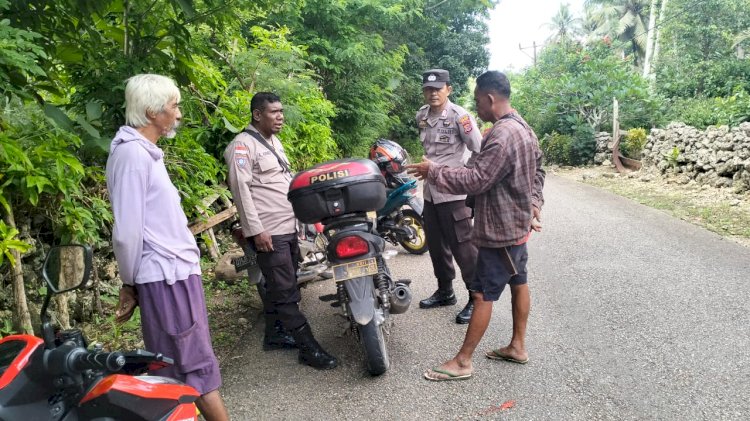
[485,349,529,364]
[423,367,473,381]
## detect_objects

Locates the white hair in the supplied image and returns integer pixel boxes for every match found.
[124,74,181,128]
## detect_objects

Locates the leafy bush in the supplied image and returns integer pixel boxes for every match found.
[0,103,111,246]
[665,89,750,129]
[622,128,648,159]
[568,117,596,165]
[511,39,661,154]
[540,132,573,165]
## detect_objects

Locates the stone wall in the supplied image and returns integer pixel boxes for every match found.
[587,123,750,193]
[594,132,614,165]
[642,122,750,193]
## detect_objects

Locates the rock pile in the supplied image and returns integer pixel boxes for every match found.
[594,132,613,165]
[642,122,750,193]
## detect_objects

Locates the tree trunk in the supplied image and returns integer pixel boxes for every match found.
[3,210,33,334]
[642,0,659,78]
[93,257,103,316]
[54,294,71,330]
[651,0,669,84]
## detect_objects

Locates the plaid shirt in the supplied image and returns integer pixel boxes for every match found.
[428,112,545,248]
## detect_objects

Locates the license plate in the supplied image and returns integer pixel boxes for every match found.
[232,253,257,272]
[332,258,378,282]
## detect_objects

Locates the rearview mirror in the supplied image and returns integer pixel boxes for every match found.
[43,245,93,293]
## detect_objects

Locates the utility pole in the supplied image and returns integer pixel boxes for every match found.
[519,42,539,67]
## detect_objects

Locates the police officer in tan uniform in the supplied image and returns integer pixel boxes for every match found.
[224,92,337,370]
[417,69,482,324]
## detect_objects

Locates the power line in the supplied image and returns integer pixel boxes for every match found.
[518,41,539,66]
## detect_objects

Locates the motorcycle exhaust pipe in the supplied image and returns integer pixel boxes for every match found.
[389,283,412,314]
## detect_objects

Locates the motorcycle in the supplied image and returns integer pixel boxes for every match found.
[231,220,330,285]
[375,173,427,255]
[296,222,331,283]
[0,245,200,421]
[369,139,427,255]
[287,158,412,376]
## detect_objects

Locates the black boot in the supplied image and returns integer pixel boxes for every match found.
[290,323,338,370]
[455,297,474,324]
[263,318,296,351]
[419,289,457,309]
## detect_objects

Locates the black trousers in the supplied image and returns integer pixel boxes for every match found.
[251,233,307,330]
[422,200,478,292]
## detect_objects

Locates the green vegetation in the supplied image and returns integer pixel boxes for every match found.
[512,39,659,164]
[0,0,491,336]
[2,0,749,342]
[622,128,648,159]
[513,0,749,165]
[540,132,573,166]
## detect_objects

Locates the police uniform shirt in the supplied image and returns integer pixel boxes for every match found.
[224,125,297,238]
[416,100,482,203]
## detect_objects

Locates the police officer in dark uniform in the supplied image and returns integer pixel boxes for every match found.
[416,69,482,324]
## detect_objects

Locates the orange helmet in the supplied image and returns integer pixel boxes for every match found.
[369,139,410,175]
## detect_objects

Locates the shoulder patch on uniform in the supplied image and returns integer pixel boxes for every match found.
[459,115,473,134]
[235,156,248,168]
[234,144,249,155]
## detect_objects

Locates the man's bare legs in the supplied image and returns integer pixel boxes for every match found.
[492,283,530,362]
[196,390,229,421]
[425,291,490,378]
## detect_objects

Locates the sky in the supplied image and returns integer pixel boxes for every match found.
[487,0,586,72]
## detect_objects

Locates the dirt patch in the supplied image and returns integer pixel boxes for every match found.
[551,165,750,248]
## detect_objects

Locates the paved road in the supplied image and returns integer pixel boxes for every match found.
[221,175,750,420]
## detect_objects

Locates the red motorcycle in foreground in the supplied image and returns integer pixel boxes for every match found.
[0,245,199,420]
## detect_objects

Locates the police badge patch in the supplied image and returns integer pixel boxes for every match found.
[459,115,473,134]
[234,144,249,167]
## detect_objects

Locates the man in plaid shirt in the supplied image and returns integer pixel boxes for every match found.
[408,71,545,381]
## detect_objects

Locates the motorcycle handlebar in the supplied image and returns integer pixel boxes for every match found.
[71,350,126,373]
[46,342,127,376]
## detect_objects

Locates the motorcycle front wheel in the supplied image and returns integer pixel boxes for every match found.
[358,318,390,376]
[397,209,428,255]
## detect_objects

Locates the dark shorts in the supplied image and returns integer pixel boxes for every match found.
[468,244,529,301]
[137,274,222,395]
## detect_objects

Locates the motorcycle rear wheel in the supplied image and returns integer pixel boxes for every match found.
[358,318,390,376]
[397,209,428,255]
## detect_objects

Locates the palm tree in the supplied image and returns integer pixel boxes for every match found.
[733,28,750,58]
[544,3,583,43]
[581,7,603,43]
[585,0,651,67]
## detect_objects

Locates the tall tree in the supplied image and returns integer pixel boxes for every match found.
[650,0,668,82]
[585,0,651,67]
[385,0,491,148]
[544,3,583,43]
[264,0,410,156]
[654,0,750,97]
[641,0,659,78]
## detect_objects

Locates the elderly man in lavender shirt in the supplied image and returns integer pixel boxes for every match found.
[106,74,228,420]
